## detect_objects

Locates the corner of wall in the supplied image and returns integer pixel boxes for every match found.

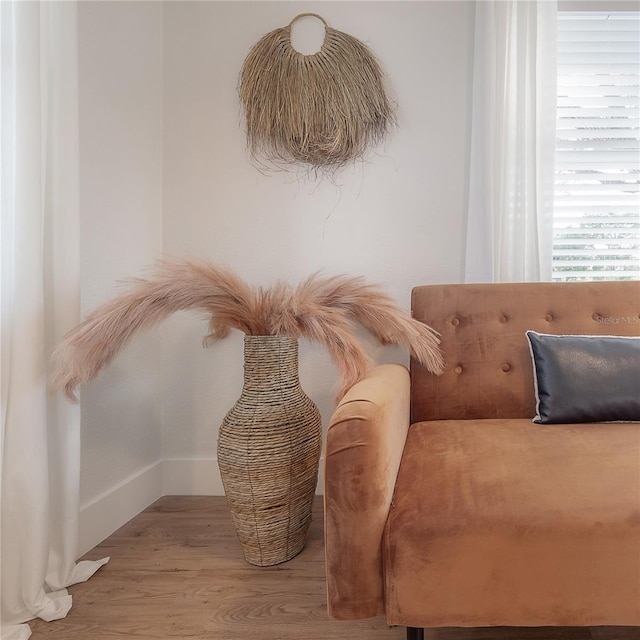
[78,455,326,555]
[78,460,164,556]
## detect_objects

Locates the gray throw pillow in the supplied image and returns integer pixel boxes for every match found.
[525,331,640,424]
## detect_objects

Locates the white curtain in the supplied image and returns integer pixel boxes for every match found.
[0,3,108,639]
[464,0,558,283]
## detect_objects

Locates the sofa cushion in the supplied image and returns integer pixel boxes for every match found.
[526,331,640,424]
[383,419,640,627]
[410,281,640,423]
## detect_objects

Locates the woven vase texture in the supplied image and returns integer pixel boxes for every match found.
[218,335,322,566]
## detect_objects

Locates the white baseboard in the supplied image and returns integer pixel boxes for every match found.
[162,458,224,495]
[78,456,325,556]
[78,460,164,556]
[162,457,325,495]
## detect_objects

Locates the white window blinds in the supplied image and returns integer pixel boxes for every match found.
[553,11,640,281]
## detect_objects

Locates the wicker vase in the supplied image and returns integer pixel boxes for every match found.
[218,335,322,566]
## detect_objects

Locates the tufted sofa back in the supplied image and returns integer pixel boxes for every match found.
[410,281,640,423]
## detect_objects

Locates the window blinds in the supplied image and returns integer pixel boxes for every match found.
[553,11,640,281]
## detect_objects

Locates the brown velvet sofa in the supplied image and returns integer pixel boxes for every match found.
[324,281,640,639]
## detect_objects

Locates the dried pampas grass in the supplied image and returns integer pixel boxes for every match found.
[51,257,444,402]
[239,13,396,171]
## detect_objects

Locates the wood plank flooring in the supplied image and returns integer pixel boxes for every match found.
[30,496,639,640]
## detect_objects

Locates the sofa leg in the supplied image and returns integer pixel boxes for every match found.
[406,628,424,640]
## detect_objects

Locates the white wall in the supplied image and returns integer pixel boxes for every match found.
[161,0,474,488]
[78,1,164,552]
[77,0,475,553]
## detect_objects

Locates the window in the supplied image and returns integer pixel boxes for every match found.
[553,11,640,281]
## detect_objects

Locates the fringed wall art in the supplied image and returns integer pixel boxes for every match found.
[239,13,396,172]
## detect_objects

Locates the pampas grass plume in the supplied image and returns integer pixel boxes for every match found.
[51,257,444,402]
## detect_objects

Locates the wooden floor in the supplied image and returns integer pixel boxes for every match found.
[30,496,639,640]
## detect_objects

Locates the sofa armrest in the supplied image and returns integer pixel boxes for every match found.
[323,364,411,620]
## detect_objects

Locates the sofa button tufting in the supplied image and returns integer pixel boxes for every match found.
[545,313,554,322]
[501,363,511,372]
[593,312,601,321]
[499,315,508,324]
[454,365,463,374]
[451,317,460,327]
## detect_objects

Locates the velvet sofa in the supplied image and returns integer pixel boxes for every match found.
[323,281,640,639]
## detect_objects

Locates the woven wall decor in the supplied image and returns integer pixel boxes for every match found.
[239,13,396,171]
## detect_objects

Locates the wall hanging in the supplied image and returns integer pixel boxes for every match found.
[51,257,444,565]
[239,13,396,172]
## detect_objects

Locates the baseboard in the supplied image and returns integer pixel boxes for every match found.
[162,457,325,496]
[162,458,224,495]
[78,456,325,556]
[78,460,164,556]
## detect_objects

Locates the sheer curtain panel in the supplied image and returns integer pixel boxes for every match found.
[465,0,558,283]
[0,3,107,639]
